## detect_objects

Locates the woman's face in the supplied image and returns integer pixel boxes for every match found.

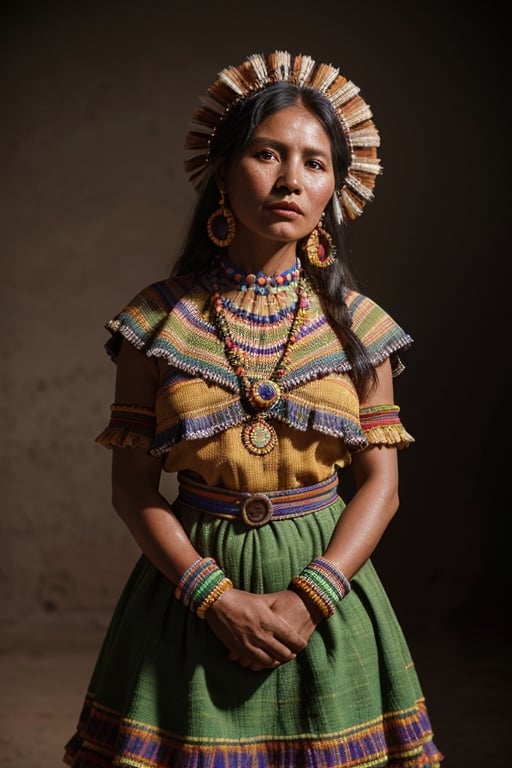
[222,103,336,249]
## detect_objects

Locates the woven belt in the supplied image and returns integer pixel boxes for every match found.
[177,472,339,527]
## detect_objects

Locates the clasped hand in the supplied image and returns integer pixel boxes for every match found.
[206,588,321,672]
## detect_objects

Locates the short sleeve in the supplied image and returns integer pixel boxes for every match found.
[95,279,189,452]
[95,404,156,452]
[359,404,414,449]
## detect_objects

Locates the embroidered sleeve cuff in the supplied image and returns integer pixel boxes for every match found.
[359,404,414,448]
[95,404,156,452]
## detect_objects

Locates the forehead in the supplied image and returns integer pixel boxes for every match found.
[251,104,331,145]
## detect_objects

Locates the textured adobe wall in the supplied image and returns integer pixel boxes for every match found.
[1,1,507,651]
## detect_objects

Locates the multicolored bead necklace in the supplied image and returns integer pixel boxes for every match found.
[217,257,301,294]
[211,259,310,455]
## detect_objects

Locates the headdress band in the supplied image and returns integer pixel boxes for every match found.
[184,50,382,222]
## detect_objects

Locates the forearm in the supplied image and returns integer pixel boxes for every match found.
[111,452,200,585]
[323,448,399,579]
[323,483,397,579]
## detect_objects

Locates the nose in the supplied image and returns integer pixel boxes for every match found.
[276,163,302,194]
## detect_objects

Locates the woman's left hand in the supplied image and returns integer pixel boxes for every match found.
[223,590,321,671]
[261,589,323,646]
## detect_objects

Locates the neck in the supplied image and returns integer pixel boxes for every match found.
[225,240,299,275]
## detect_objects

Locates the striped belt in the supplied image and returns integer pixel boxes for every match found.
[177,472,339,527]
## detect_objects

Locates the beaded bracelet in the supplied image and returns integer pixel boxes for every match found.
[289,557,351,619]
[175,557,233,619]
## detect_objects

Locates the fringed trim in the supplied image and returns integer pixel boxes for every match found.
[103,276,204,363]
[95,404,156,452]
[95,401,411,458]
[368,336,414,371]
[63,694,443,768]
[103,282,414,394]
[280,396,368,447]
[360,404,414,448]
[95,425,153,452]
[347,291,414,372]
[150,400,246,456]
[308,408,368,447]
[106,319,146,350]
[364,424,414,449]
[148,340,237,392]
[282,357,353,390]
[150,397,368,456]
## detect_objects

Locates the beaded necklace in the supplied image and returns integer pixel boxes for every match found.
[211,258,310,455]
[217,257,301,294]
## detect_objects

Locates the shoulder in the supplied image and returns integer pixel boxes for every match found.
[116,274,199,317]
[345,290,414,370]
[104,273,205,362]
[345,289,396,325]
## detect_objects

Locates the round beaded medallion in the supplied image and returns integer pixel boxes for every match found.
[241,418,278,456]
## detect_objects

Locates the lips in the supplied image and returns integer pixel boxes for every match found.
[267,201,303,215]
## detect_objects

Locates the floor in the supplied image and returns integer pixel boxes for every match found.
[1,647,94,768]
[0,625,509,767]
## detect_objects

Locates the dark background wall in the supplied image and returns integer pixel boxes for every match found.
[1,0,509,759]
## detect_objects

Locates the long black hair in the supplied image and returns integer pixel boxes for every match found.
[172,82,378,398]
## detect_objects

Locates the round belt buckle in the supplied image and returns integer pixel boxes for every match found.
[241,494,273,527]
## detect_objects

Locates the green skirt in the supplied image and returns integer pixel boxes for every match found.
[63,497,443,767]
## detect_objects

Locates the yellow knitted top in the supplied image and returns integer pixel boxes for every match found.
[96,269,414,492]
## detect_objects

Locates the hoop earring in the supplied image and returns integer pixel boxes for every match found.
[207,190,236,247]
[302,215,336,268]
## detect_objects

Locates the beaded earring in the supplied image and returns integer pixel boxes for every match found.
[302,214,336,269]
[207,190,236,247]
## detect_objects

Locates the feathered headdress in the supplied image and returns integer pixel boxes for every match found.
[185,50,382,222]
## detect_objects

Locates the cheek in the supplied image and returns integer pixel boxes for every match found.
[239,165,272,196]
[227,169,271,215]
[316,175,336,204]
[309,182,336,219]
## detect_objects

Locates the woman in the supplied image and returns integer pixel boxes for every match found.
[64,51,443,767]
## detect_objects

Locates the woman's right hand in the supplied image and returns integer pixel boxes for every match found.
[205,588,308,671]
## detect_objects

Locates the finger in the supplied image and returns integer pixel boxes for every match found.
[240,657,281,672]
[257,638,299,664]
[273,628,308,654]
[228,644,280,666]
